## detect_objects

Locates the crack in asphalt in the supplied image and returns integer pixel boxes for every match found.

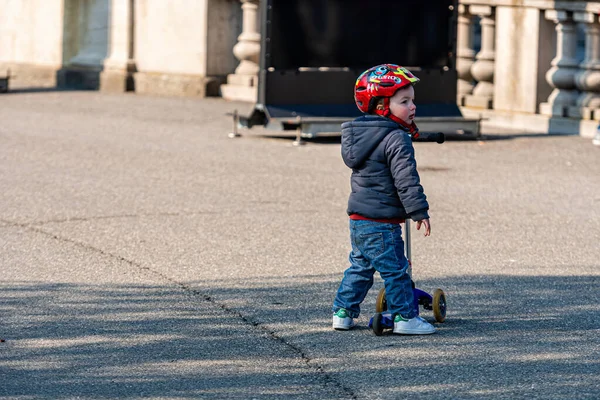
[0,212,218,226]
[1,217,358,400]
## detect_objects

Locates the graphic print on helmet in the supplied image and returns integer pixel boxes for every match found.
[354,64,420,114]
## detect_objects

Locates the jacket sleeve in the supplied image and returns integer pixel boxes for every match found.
[384,130,430,220]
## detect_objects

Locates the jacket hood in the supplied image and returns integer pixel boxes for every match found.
[341,115,400,168]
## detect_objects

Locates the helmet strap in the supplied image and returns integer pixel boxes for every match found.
[375,98,420,137]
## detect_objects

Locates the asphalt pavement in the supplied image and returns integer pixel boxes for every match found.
[1,90,599,399]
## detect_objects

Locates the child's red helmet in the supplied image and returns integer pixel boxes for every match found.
[354,64,420,114]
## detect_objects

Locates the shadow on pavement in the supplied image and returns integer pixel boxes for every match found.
[1,273,598,399]
[194,272,600,399]
[2,87,84,95]
[0,282,339,399]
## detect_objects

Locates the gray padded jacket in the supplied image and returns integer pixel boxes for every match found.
[341,115,429,221]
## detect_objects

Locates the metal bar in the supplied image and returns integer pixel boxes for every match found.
[292,116,305,146]
[405,220,412,277]
[228,109,241,138]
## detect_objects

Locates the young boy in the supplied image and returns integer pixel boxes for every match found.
[332,64,436,335]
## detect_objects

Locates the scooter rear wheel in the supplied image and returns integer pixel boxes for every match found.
[432,289,447,323]
[371,313,384,336]
[376,288,387,313]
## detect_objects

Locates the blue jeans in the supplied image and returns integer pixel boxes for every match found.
[333,219,415,319]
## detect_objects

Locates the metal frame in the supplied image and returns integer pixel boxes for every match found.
[236,0,481,140]
[0,71,9,93]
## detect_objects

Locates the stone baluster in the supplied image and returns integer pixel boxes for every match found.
[570,12,600,120]
[233,0,261,76]
[221,0,261,102]
[540,10,579,117]
[456,4,475,106]
[465,5,495,109]
[100,0,136,92]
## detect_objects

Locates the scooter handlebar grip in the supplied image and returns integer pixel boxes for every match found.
[412,132,445,144]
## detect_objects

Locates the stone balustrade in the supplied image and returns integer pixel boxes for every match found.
[459,0,600,137]
[221,0,261,102]
[464,4,496,110]
[572,10,600,118]
[456,4,476,105]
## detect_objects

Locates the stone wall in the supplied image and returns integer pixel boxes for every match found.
[133,0,240,97]
[0,0,66,87]
[0,0,241,95]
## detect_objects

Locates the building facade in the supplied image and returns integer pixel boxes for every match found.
[2,0,600,137]
[0,0,242,96]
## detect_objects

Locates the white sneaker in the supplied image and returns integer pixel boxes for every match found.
[332,308,356,330]
[393,315,436,335]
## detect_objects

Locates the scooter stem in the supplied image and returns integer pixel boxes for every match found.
[405,220,412,277]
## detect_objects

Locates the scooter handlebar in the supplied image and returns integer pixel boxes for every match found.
[412,132,445,144]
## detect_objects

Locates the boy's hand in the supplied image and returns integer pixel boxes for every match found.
[416,219,431,236]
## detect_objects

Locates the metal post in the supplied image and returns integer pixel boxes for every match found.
[228,109,241,138]
[292,116,306,146]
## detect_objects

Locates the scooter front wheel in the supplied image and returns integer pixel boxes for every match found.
[371,313,384,336]
[432,288,447,323]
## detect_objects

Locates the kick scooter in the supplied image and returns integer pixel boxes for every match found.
[368,131,447,335]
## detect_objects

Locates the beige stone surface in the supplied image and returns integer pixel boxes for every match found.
[134,71,222,97]
[134,0,238,77]
[0,0,64,66]
[100,69,134,93]
[0,62,59,88]
[493,6,554,114]
[220,82,258,102]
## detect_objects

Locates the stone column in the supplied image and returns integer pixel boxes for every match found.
[100,0,136,92]
[465,5,495,109]
[570,12,600,120]
[221,0,261,102]
[540,10,579,117]
[493,6,554,114]
[456,4,475,106]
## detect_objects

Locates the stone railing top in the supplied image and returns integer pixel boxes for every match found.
[460,0,600,12]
